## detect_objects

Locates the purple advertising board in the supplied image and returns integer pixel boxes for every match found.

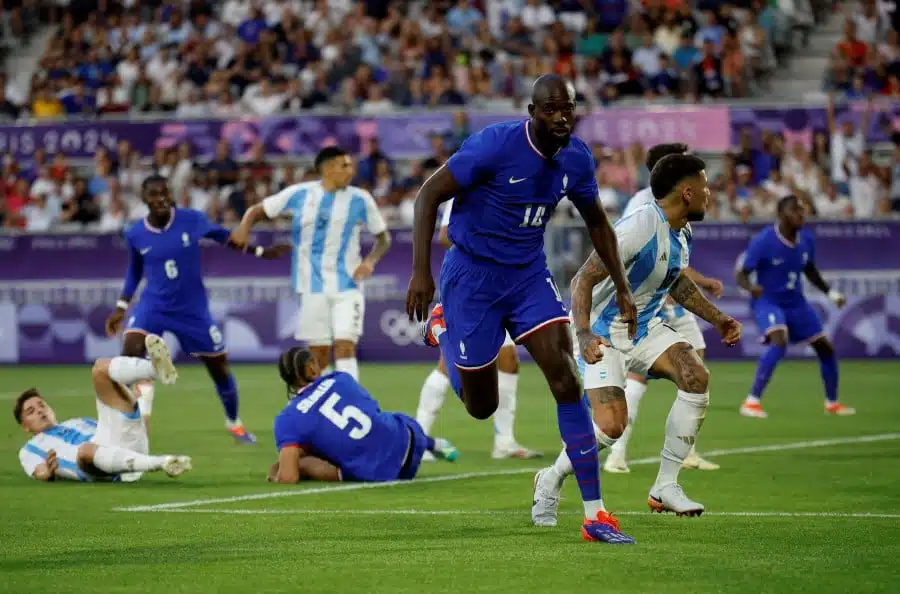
[1,222,898,364]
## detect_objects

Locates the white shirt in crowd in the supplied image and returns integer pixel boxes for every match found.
[814,190,853,219]
[830,130,865,183]
[849,172,884,218]
[521,1,556,31]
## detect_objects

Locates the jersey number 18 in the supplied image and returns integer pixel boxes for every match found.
[519,205,546,227]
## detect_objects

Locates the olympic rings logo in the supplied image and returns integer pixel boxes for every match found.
[379,310,424,346]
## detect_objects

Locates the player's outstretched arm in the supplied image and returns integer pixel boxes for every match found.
[804,262,846,307]
[683,266,724,298]
[573,200,636,338]
[734,267,763,299]
[670,274,741,345]
[407,166,460,321]
[570,252,612,363]
[106,240,144,336]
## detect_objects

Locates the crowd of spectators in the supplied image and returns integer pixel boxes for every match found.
[0,0,850,120]
[0,98,897,233]
[824,0,900,98]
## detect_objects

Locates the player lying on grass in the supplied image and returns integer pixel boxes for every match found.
[532,154,742,540]
[269,347,458,483]
[15,334,192,482]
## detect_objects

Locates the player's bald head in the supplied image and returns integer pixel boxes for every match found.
[530,74,574,105]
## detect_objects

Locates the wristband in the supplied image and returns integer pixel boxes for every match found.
[255,246,264,258]
[827,289,844,304]
[116,300,129,311]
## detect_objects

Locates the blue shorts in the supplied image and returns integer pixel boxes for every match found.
[440,248,568,369]
[126,303,225,356]
[751,299,824,344]
[395,413,430,481]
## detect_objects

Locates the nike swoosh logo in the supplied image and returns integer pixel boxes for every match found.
[580,446,597,455]
[140,248,151,255]
[509,176,527,184]
[772,259,783,265]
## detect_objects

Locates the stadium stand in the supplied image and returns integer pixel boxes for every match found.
[0,0,897,232]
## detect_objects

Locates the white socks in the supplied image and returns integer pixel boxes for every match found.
[108,356,156,386]
[416,369,450,434]
[335,357,359,381]
[611,378,647,456]
[547,429,618,486]
[92,445,167,474]
[655,390,709,487]
[135,382,155,417]
[493,371,519,448]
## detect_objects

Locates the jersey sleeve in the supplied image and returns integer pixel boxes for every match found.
[568,151,600,209]
[614,209,658,264]
[262,184,299,219]
[446,127,502,189]
[360,189,388,235]
[440,199,454,228]
[741,232,768,272]
[19,445,42,478]
[121,229,144,301]
[194,210,232,244]
[273,411,307,451]
[804,230,817,265]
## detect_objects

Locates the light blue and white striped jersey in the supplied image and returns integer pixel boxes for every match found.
[19,418,97,481]
[589,202,692,343]
[624,187,690,321]
[262,181,388,295]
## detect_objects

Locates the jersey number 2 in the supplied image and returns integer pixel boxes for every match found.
[320,394,372,440]
[786,271,797,290]
[520,206,546,227]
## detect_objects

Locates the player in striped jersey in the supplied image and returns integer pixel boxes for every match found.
[531,155,741,532]
[606,143,724,473]
[232,147,391,382]
[414,199,542,461]
[15,334,192,482]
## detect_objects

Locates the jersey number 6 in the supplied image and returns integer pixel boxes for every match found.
[320,393,372,440]
[165,259,179,280]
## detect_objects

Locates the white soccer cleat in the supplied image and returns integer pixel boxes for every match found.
[430,438,458,462]
[162,455,193,478]
[682,453,720,471]
[145,334,178,385]
[739,399,768,418]
[531,468,561,527]
[825,402,856,416]
[603,452,631,473]
[648,483,704,517]
[492,442,544,460]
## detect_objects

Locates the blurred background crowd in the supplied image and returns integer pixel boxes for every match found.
[0,0,897,233]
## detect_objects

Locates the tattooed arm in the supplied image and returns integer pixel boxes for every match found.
[570,252,612,363]
[670,273,742,345]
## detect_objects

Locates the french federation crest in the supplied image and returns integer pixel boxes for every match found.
[563,174,568,189]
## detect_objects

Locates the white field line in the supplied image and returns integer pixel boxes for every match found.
[119,509,900,520]
[113,432,900,513]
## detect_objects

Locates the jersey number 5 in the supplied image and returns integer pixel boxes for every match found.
[320,393,372,440]
[519,205,546,227]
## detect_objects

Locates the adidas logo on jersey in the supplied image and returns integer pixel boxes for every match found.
[659,252,668,263]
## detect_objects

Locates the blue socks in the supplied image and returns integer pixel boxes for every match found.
[214,374,240,422]
[437,333,463,397]
[817,351,839,403]
[424,435,436,451]
[557,398,602,505]
[750,343,786,399]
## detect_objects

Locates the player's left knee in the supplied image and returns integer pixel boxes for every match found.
[333,340,356,359]
[91,359,110,383]
[497,347,519,373]
[679,363,710,394]
[76,443,96,467]
[812,338,835,358]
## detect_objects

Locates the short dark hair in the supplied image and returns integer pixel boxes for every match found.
[646,143,689,171]
[777,194,799,215]
[277,347,315,395]
[141,174,168,193]
[13,388,40,424]
[650,153,707,201]
[314,146,349,172]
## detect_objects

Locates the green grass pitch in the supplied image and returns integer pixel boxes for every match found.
[2,361,899,594]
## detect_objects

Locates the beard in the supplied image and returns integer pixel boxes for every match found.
[686,209,706,222]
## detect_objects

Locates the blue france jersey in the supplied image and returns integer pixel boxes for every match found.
[273,372,412,482]
[741,226,815,307]
[445,120,599,267]
[122,209,231,313]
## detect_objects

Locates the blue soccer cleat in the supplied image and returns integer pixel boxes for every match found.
[228,424,257,445]
[422,303,446,348]
[581,511,636,544]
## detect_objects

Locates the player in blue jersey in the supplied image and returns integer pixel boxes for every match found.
[104,175,290,444]
[269,347,458,483]
[406,74,638,543]
[16,333,192,482]
[736,195,855,418]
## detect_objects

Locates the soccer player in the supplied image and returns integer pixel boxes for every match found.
[606,143,724,473]
[736,195,854,418]
[415,198,542,461]
[232,146,391,382]
[16,334,192,482]
[532,154,742,536]
[269,346,458,483]
[105,175,290,444]
[406,74,638,543]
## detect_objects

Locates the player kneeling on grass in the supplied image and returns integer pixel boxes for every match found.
[15,334,192,482]
[269,347,458,483]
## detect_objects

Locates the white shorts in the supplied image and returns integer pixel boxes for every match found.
[668,312,706,351]
[297,290,364,346]
[577,321,687,391]
[92,398,149,482]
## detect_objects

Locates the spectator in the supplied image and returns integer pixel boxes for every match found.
[826,96,870,194]
[22,192,59,232]
[852,0,886,45]
[633,33,662,78]
[672,32,700,72]
[31,86,64,119]
[693,39,725,99]
[521,0,556,32]
[5,178,30,228]
[695,10,726,50]
[446,0,484,38]
[98,194,128,232]
[814,178,855,218]
[837,20,869,68]
[61,178,101,225]
[849,150,889,217]
[0,87,20,119]
[654,10,682,56]
[207,140,241,188]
